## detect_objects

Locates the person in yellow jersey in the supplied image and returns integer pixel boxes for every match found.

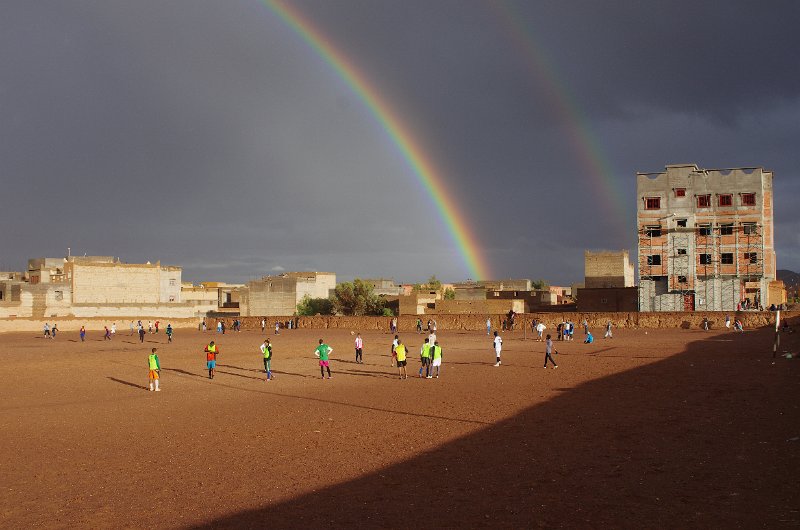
[430,341,442,379]
[148,348,161,391]
[395,339,408,379]
[418,338,431,378]
[205,341,219,379]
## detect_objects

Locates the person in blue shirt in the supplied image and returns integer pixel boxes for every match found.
[584,331,594,344]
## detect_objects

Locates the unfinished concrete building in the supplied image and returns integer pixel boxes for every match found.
[637,164,777,311]
[1,255,192,318]
[584,250,635,288]
[239,272,336,316]
[577,251,638,312]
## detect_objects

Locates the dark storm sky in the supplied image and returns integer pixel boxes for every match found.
[1,0,798,284]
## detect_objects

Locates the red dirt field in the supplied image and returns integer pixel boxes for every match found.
[1,325,798,528]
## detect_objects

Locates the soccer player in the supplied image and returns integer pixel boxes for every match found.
[103,326,111,340]
[148,348,161,392]
[418,338,431,378]
[205,341,219,379]
[79,326,86,342]
[354,333,363,364]
[493,331,503,367]
[391,334,399,367]
[536,321,546,341]
[604,321,613,339]
[261,339,273,380]
[395,339,408,379]
[430,341,442,378]
[544,334,558,369]
[486,317,492,336]
[165,324,173,343]
[315,339,333,379]
[584,331,594,344]
[138,325,146,343]
[43,323,51,339]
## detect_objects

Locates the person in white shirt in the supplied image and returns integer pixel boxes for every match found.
[486,317,492,335]
[354,333,363,364]
[493,331,503,367]
[536,322,546,341]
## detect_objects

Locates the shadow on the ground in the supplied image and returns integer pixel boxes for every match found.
[193,327,799,528]
[336,369,395,379]
[215,370,262,381]
[160,367,206,379]
[107,377,147,390]
[219,363,262,374]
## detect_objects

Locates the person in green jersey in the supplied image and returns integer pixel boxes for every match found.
[418,338,431,378]
[430,341,442,379]
[148,348,161,391]
[261,339,273,381]
[395,339,408,379]
[314,338,333,379]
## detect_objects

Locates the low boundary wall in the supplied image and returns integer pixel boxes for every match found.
[1,311,795,334]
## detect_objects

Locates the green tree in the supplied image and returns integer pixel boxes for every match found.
[332,279,386,316]
[443,287,456,300]
[297,295,334,316]
[532,279,550,290]
[413,275,443,291]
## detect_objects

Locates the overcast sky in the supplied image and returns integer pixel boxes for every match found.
[1,0,798,285]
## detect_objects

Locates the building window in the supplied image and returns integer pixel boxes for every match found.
[697,194,711,208]
[677,276,687,283]
[698,224,712,236]
[744,252,758,264]
[645,197,661,210]
[675,188,686,197]
[600,298,608,304]
[719,224,734,235]
[699,254,712,265]
[721,253,734,265]
[169,279,176,286]
[677,219,687,227]
[647,255,662,266]
[169,296,176,302]
[0,291,3,301]
[677,248,687,255]
[742,222,758,235]
[54,291,63,301]
[741,193,756,206]
[718,194,733,207]
[644,225,662,237]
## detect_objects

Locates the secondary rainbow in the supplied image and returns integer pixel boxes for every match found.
[491,1,630,235]
[263,0,490,280]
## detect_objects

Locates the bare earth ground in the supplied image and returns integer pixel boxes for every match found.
[1,324,798,528]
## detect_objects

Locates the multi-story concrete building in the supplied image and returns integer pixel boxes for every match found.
[1,255,192,318]
[239,272,336,316]
[584,251,635,288]
[577,251,638,312]
[637,164,777,311]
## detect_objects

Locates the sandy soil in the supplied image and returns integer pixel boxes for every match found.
[1,324,798,528]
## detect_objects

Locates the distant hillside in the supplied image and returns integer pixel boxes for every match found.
[777,269,800,288]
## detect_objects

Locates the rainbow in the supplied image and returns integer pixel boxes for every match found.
[491,1,630,236]
[263,0,491,281]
